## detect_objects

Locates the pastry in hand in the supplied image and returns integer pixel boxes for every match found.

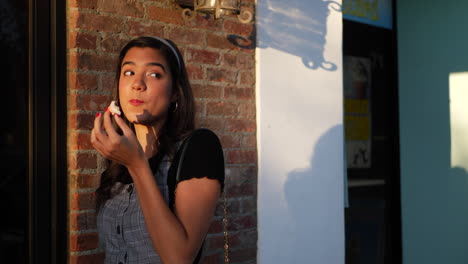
[108,101,121,116]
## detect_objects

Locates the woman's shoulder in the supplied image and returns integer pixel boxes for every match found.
[188,128,221,145]
[188,128,220,142]
[176,128,224,182]
[183,128,223,158]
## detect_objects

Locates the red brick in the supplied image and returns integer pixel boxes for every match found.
[236,228,257,248]
[241,197,256,214]
[70,132,93,150]
[241,133,256,148]
[99,0,144,18]
[224,166,257,197]
[167,27,205,46]
[238,103,256,118]
[73,52,117,72]
[70,172,99,189]
[100,36,129,54]
[70,233,99,251]
[69,0,97,9]
[230,215,256,231]
[226,150,257,164]
[223,20,253,36]
[71,93,109,111]
[206,33,238,50]
[222,53,237,67]
[206,101,238,116]
[206,233,240,251]
[239,71,255,86]
[147,6,184,25]
[70,192,96,211]
[101,75,116,93]
[218,134,241,149]
[69,32,97,49]
[192,84,222,99]
[224,87,254,100]
[75,12,125,32]
[69,55,78,70]
[215,198,240,216]
[226,179,256,197]
[225,119,256,132]
[69,72,98,91]
[126,20,165,37]
[69,211,97,231]
[182,12,224,31]
[196,117,225,131]
[70,112,96,130]
[68,10,80,29]
[70,153,98,170]
[206,67,237,84]
[69,253,105,264]
[230,247,257,263]
[236,52,254,69]
[194,100,205,115]
[186,48,220,65]
[186,64,204,80]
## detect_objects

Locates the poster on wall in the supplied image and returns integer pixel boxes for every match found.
[344,56,372,169]
[342,0,393,30]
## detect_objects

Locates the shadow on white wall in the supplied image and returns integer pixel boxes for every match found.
[257,0,341,70]
[284,124,344,263]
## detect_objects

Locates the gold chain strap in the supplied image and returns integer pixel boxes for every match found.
[222,191,229,264]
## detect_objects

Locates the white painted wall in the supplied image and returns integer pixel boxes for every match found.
[256,0,345,263]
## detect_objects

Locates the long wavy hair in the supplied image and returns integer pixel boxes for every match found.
[95,37,195,211]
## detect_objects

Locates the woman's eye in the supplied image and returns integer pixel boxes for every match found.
[123,71,133,76]
[149,72,162,79]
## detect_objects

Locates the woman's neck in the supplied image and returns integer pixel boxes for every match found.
[134,122,165,158]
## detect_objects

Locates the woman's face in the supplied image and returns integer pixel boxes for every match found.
[118,47,174,126]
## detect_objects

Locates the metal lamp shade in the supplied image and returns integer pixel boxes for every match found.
[195,0,240,19]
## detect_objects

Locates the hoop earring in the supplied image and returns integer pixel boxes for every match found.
[173,101,179,113]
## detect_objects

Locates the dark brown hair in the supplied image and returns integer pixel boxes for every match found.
[95,36,195,210]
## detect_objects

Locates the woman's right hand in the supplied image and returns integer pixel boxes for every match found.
[90,109,146,168]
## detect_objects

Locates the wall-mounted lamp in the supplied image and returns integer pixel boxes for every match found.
[175,0,253,24]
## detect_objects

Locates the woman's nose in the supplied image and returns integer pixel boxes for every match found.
[131,77,146,91]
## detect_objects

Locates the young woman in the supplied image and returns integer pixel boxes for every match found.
[91,36,225,264]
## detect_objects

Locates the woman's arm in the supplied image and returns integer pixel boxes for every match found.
[129,162,220,264]
[91,110,220,263]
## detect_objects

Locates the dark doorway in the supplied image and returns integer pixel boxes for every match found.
[0,0,29,262]
[343,2,402,264]
[0,0,66,262]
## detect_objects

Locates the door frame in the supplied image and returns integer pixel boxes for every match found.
[29,0,66,262]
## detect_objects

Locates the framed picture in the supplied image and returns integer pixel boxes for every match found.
[343,56,372,169]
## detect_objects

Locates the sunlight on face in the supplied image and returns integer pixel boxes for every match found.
[118,47,174,127]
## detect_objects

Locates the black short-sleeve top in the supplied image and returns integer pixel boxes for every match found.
[168,128,225,195]
[97,128,224,264]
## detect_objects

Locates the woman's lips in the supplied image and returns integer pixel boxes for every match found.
[129,99,144,106]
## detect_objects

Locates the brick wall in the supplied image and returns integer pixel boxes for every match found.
[67,0,257,263]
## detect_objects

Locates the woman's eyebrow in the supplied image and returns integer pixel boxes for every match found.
[121,61,166,73]
[146,62,166,73]
[122,61,135,66]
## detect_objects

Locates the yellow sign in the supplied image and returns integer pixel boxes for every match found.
[342,0,392,30]
[344,99,369,114]
[343,0,379,21]
[345,114,370,141]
